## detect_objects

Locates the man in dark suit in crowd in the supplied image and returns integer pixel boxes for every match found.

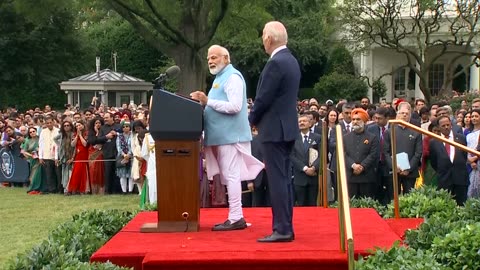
[366,107,392,204]
[327,102,355,199]
[249,21,300,243]
[429,116,468,205]
[242,127,270,207]
[344,108,379,199]
[383,102,422,196]
[291,114,321,206]
[97,112,121,194]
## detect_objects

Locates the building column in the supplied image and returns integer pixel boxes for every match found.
[414,61,424,100]
[470,62,479,92]
[142,91,148,105]
[67,92,73,105]
[102,91,108,107]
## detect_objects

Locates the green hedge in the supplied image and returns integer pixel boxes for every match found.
[356,242,446,270]
[357,189,480,269]
[383,186,457,218]
[330,196,387,217]
[6,209,135,270]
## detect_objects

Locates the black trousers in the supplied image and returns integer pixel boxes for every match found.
[104,160,120,194]
[347,182,375,199]
[43,159,59,193]
[294,184,318,206]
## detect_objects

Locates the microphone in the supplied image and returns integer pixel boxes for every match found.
[154,65,181,82]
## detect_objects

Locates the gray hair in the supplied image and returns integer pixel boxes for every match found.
[208,45,230,63]
[264,21,288,45]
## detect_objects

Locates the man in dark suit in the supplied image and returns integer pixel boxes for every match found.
[249,21,300,243]
[383,102,423,196]
[242,127,270,207]
[327,103,355,199]
[344,108,379,199]
[97,112,121,194]
[366,107,392,204]
[429,116,468,205]
[291,114,321,206]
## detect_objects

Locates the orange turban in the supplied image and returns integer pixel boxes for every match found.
[351,108,369,122]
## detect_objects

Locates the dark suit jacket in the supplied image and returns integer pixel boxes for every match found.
[366,123,389,176]
[97,123,121,158]
[290,132,321,186]
[328,122,351,172]
[344,130,379,183]
[248,48,301,143]
[429,133,469,187]
[383,126,423,178]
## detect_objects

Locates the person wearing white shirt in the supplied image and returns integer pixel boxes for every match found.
[38,116,60,193]
[190,45,264,231]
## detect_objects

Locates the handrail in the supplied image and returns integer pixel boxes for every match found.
[318,120,329,207]
[388,119,480,219]
[335,125,355,270]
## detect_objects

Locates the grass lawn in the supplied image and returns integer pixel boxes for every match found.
[0,187,140,268]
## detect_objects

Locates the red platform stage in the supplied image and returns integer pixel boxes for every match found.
[91,207,423,270]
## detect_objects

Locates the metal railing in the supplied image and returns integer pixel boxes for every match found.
[388,119,480,218]
[318,121,329,207]
[335,124,355,270]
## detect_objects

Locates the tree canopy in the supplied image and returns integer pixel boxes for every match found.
[0,0,93,110]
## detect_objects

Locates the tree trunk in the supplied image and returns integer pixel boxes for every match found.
[171,44,207,95]
[419,76,431,104]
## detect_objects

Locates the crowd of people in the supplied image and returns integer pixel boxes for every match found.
[288,95,480,207]
[0,100,154,201]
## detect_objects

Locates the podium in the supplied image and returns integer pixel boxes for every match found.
[141,90,203,232]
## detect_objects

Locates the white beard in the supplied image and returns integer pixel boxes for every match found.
[209,63,226,75]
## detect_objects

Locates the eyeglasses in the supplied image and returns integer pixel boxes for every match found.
[63,124,71,127]
[29,130,36,134]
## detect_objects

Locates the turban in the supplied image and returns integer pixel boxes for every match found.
[351,108,369,122]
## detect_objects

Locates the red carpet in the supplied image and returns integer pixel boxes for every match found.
[385,217,424,239]
[91,208,419,270]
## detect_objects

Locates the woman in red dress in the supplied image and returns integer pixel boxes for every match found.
[67,120,90,194]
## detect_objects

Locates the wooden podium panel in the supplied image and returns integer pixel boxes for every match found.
[140,140,200,232]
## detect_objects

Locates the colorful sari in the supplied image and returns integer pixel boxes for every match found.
[89,144,104,194]
[23,138,43,193]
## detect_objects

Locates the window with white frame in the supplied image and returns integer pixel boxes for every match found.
[428,64,444,96]
[394,67,406,91]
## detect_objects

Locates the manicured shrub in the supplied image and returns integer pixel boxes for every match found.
[356,242,446,270]
[6,209,135,270]
[404,213,465,250]
[432,222,480,269]
[330,196,386,217]
[384,186,457,218]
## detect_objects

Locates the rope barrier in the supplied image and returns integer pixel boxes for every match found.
[71,159,117,163]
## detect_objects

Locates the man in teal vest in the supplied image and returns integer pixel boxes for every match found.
[191,45,264,231]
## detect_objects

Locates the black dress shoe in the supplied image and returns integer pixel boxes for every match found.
[257,231,294,243]
[214,220,229,227]
[212,218,247,231]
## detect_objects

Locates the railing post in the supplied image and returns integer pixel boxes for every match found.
[390,123,400,219]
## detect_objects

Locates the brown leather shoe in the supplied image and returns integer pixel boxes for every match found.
[212,218,247,231]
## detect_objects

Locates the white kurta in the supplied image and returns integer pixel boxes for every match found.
[141,133,157,204]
